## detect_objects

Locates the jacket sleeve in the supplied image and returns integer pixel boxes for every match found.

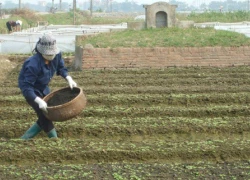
[56,53,68,78]
[20,65,39,101]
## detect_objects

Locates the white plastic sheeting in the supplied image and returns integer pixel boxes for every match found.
[0,23,127,54]
[0,33,75,54]
[194,21,250,37]
[3,22,249,54]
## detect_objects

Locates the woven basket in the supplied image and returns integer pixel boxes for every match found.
[43,87,87,122]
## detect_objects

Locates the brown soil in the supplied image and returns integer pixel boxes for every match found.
[47,88,80,106]
[1,55,250,179]
[0,55,22,82]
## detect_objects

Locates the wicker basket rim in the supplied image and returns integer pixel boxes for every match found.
[44,87,83,109]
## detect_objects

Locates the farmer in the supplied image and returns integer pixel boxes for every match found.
[18,33,77,140]
[6,20,22,33]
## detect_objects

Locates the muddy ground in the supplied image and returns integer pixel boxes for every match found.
[1,55,250,179]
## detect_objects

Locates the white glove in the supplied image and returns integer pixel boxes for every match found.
[34,97,48,113]
[66,76,77,89]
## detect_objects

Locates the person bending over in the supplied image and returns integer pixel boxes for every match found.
[18,33,77,140]
[6,20,22,33]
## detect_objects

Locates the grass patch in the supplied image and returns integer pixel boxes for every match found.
[1,10,250,48]
[0,9,134,33]
[185,11,250,23]
[77,27,250,48]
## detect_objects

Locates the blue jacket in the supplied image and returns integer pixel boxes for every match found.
[18,52,68,101]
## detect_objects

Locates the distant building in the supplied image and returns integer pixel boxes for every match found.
[144,2,177,28]
[38,1,46,7]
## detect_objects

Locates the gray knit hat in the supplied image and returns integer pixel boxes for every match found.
[37,34,60,55]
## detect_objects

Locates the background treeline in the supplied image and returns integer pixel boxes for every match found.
[1,0,250,13]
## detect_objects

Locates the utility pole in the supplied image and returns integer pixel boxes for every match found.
[19,0,21,9]
[110,0,113,12]
[73,0,76,25]
[0,3,2,19]
[51,0,56,13]
[90,0,93,17]
[60,0,62,11]
[248,0,250,11]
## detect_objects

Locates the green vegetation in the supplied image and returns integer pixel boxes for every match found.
[0,9,134,33]
[75,11,250,48]
[1,62,250,178]
[77,27,250,48]
[185,11,250,23]
[41,11,133,25]
[1,9,250,48]
[2,9,250,177]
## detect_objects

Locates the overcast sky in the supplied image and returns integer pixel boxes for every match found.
[3,0,248,5]
[5,0,167,4]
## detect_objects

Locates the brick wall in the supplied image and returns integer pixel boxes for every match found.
[77,46,250,69]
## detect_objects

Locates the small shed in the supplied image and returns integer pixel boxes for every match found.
[143,2,177,28]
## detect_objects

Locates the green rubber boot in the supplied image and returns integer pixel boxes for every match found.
[20,123,42,140]
[47,128,58,138]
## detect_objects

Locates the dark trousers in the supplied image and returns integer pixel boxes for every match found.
[26,98,55,133]
[6,22,12,32]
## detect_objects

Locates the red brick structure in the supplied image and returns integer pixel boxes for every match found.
[73,46,250,70]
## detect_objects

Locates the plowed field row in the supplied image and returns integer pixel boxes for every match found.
[0,138,250,164]
[2,92,250,106]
